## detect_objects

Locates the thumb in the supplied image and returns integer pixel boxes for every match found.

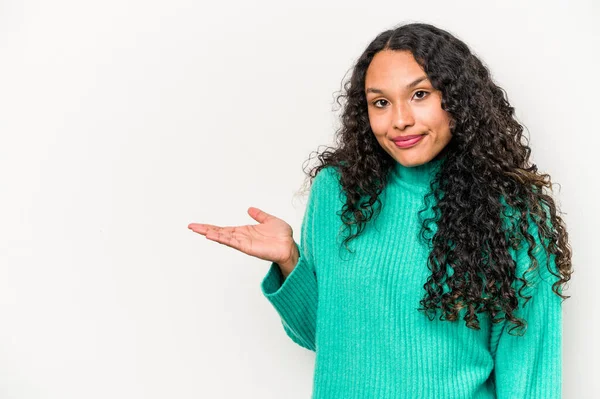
[247,207,275,224]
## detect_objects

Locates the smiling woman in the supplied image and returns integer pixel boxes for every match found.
[189,21,573,399]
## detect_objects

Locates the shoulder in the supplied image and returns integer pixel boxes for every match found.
[308,166,345,209]
[311,166,342,194]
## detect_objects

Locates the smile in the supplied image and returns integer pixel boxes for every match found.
[393,135,425,148]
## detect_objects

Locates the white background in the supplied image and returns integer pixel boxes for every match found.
[0,0,597,398]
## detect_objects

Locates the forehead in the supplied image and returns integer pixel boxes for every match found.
[365,50,426,86]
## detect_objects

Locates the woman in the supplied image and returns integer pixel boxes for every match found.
[188,22,573,398]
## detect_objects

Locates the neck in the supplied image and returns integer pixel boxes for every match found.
[390,154,446,188]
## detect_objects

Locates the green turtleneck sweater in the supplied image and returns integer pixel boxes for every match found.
[260,158,562,398]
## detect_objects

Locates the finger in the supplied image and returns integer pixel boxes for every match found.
[188,223,223,235]
[248,207,276,224]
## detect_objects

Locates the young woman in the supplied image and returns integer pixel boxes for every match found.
[188,22,573,398]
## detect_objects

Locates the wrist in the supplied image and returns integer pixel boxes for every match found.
[278,243,299,278]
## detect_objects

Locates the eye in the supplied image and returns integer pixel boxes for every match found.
[372,99,389,108]
[413,90,429,100]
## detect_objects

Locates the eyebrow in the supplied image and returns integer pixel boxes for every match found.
[365,76,429,95]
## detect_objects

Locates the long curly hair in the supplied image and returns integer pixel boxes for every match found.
[301,22,573,335]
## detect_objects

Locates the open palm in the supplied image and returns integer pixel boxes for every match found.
[188,206,296,266]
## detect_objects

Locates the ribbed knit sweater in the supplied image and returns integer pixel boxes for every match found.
[261,157,562,399]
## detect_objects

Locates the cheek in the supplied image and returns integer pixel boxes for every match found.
[368,112,388,135]
[440,112,453,136]
[418,94,452,134]
[428,109,452,135]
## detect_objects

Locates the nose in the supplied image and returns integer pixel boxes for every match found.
[393,102,415,130]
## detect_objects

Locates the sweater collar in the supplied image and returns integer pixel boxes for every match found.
[390,155,446,188]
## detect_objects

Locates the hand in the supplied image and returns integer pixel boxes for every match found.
[188,207,299,275]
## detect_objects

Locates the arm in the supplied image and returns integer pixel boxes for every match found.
[260,167,334,352]
[492,206,563,398]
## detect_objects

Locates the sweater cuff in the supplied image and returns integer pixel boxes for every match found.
[261,253,315,297]
[260,253,318,325]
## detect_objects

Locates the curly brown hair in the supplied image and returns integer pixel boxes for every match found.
[300,22,573,336]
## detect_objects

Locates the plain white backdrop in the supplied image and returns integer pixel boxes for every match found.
[0,0,597,398]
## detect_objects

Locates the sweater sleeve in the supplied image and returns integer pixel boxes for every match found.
[260,250,318,351]
[492,205,563,398]
[260,167,335,352]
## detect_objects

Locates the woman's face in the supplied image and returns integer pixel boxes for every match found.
[365,50,453,167]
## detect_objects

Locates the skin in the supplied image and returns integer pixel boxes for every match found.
[365,50,453,167]
[188,208,299,279]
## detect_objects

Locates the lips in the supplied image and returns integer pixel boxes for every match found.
[392,134,425,142]
[393,134,425,148]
